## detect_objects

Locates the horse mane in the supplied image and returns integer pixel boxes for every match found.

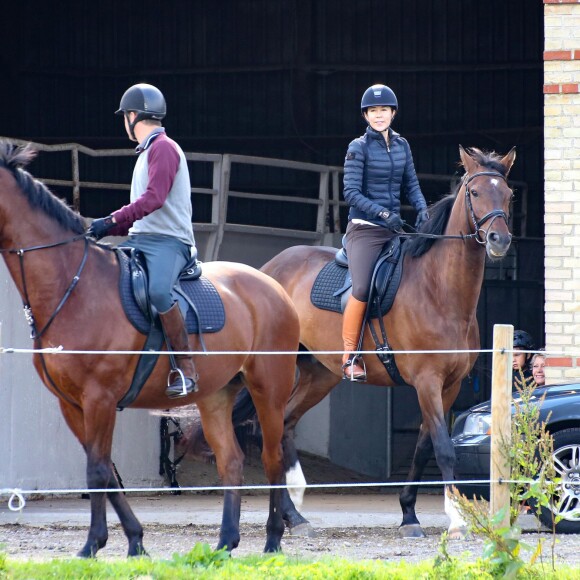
[405,147,507,258]
[0,141,87,234]
[405,194,455,257]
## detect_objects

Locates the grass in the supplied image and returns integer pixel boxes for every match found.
[1,545,580,579]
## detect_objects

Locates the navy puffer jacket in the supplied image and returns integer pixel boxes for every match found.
[343,126,427,226]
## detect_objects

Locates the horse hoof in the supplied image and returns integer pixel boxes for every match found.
[288,523,317,538]
[399,524,426,538]
[128,543,149,558]
[448,526,469,540]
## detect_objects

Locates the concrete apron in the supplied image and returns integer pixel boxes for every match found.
[0,492,541,531]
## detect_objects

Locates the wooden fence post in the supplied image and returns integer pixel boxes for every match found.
[490,324,513,528]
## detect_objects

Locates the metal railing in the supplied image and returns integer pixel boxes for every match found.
[1,138,528,260]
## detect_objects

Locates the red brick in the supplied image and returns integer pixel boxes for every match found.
[543,83,580,93]
[546,357,574,367]
[562,83,580,93]
[544,50,572,60]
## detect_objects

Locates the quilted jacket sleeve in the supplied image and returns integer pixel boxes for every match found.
[343,138,388,218]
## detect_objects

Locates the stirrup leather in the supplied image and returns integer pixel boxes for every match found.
[341,354,367,382]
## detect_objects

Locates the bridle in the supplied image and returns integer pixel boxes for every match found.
[462,170,511,246]
[401,169,512,243]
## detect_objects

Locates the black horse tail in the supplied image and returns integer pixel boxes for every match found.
[231,386,263,455]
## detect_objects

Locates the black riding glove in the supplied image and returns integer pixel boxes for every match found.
[415,209,429,230]
[378,211,404,231]
[87,216,115,240]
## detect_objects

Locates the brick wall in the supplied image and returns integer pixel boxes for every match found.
[544,0,580,381]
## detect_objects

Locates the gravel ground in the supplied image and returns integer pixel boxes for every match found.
[0,520,578,567]
[0,453,578,567]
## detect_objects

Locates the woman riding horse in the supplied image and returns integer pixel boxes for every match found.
[341,84,429,381]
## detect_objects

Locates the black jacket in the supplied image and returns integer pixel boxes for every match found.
[343,126,427,225]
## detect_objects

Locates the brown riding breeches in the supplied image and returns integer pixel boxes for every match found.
[345,221,395,301]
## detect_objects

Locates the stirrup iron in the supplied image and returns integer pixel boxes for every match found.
[341,354,367,382]
[166,368,198,399]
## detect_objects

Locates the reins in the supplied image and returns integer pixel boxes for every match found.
[0,233,87,255]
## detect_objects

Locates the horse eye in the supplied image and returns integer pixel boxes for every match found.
[470,189,478,198]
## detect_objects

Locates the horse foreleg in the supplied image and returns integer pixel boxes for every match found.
[57,401,108,558]
[414,383,467,539]
[399,425,433,538]
[77,398,145,558]
[106,470,146,557]
[198,390,244,553]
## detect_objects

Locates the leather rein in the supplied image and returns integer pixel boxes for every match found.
[0,233,89,340]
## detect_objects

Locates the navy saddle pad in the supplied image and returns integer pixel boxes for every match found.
[117,251,225,335]
[310,239,404,318]
[310,261,348,314]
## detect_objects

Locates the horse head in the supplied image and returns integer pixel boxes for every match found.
[459,145,516,260]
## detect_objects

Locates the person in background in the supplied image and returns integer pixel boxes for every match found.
[512,329,535,390]
[531,352,546,387]
[87,83,198,399]
[341,84,429,381]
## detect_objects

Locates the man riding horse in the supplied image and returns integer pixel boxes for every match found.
[88,83,198,399]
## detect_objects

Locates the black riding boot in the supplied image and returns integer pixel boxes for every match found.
[159,303,199,398]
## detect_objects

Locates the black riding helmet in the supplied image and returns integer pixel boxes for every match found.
[513,330,534,351]
[115,83,166,140]
[513,329,535,370]
[361,84,398,114]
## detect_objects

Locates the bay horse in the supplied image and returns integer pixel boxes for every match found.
[257,145,516,539]
[0,141,300,557]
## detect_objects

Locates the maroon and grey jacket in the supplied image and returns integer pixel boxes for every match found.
[109,128,195,247]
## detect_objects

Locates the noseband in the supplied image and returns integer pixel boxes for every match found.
[463,170,511,246]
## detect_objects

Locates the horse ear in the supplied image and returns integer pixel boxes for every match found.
[458,145,477,174]
[500,146,516,176]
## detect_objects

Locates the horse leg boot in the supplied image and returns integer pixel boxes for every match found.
[341,296,367,382]
[159,303,199,398]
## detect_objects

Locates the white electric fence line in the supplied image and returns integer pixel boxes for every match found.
[0,347,554,356]
[0,477,553,512]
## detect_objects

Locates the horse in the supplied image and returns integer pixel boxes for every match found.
[221,145,516,539]
[0,141,301,557]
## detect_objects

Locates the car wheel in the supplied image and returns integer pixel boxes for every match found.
[536,428,580,533]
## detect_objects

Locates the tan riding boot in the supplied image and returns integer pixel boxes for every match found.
[159,303,199,398]
[341,296,367,382]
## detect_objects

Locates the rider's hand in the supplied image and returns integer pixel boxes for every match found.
[378,211,404,231]
[87,216,115,240]
[415,209,429,230]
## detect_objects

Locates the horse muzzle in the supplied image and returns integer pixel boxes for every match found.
[485,230,512,260]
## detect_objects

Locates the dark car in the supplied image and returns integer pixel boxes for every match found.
[451,382,580,533]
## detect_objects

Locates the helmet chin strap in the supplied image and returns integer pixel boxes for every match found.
[125,112,148,142]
